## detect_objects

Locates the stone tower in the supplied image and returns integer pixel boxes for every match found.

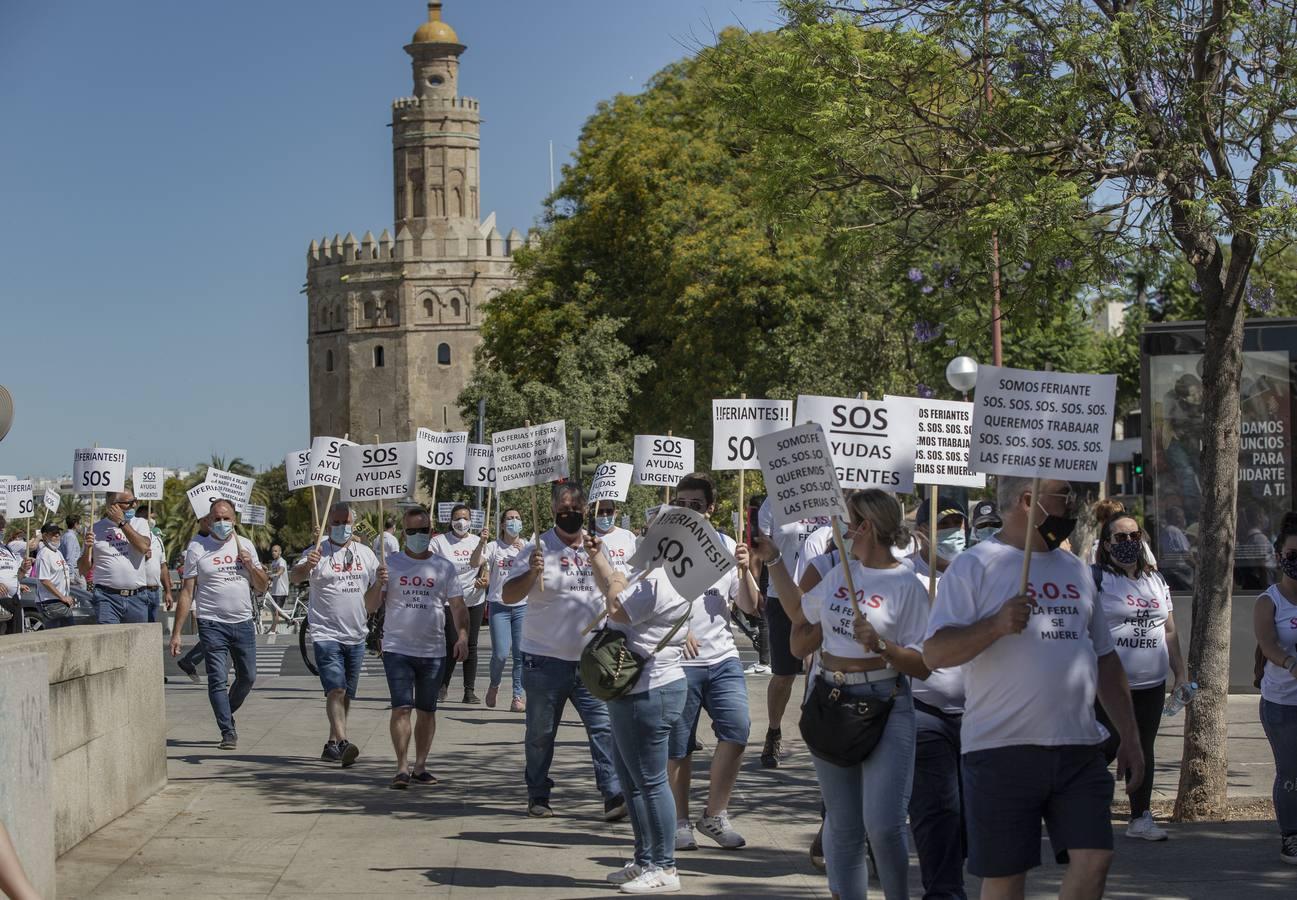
[305,1,522,442]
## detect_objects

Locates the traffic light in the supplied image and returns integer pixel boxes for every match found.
[1131,452,1144,492]
[578,428,601,480]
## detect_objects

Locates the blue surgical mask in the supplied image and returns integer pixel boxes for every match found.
[210,521,234,540]
[505,519,523,536]
[935,527,966,562]
[124,510,135,521]
[405,532,431,554]
[596,515,615,533]
[329,524,353,545]
[973,526,999,544]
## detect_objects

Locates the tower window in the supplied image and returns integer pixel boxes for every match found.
[428,75,444,86]
[374,345,385,368]
[326,350,335,373]
[437,343,451,365]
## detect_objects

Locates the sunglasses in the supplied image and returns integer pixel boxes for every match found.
[670,499,707,513]
[405,527,431,535]
[342,549,355,571]
[1110,532,1141,544]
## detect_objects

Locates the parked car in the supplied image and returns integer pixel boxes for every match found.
[16,577,98,631]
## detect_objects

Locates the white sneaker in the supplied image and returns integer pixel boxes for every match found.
[698,811,746,849]
[1125,811,1168,842]
[620,866,681,894]
[606,863,645,885]
[675,820,697,851]
[743,662,771,675]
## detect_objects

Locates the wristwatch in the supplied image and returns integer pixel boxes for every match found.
[876,637,889,653]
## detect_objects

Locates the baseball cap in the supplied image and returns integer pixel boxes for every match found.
[970,500,1001,529]
[916,493,967,527]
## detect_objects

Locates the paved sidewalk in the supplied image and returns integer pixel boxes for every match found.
[57,651,1293,898]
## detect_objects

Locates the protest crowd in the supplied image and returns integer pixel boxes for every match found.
[3,375,1296,900]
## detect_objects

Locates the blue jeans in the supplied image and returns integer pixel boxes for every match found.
[94,587,148,624]
[196,619,257,737]
[383,652,446,712]
[488,602,525,699]
[668,657,751,759]
[180,639,207,671]
[608,680,687,871]
[314,640,366,699]
[1260,698,1297,834]
[910,703,966,900]
[812,677,916,900]
[522,653,621,801]
[39,601,75,628]
[139,587,160,623]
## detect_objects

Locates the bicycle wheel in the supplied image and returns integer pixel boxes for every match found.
[298,613,319,676]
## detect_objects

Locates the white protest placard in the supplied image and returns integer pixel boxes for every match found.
[5,480,34,519]
[204,468,255,512]
[72,448,127,495]
[242,504,267,526]
[463,443,496,488]
[755,424,849,529]
[416,428,470,471]
[0,477,10,516]
[711,399,794,470]
[186,482,223,519]
[633,435,695,487]
[43,487,60,514]
[588,462,634,504]
[627,505,737,601]
[132,467,166,501]
[491,420,569,491]
[645,505,662,525]
[306,436,356,489]
[286,448,312,491]
[437,501,456,524]
[885,396,986,489]
[794,395,917,493]
[969,366,1117,481]
[470,509,486,531]
[339,442,416,502]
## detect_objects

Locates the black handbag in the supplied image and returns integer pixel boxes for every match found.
[798,675,898,767]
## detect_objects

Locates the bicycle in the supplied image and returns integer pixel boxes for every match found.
[256,586,309,636]
[296,607,384,678]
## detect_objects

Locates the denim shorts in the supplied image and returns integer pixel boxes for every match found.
[313,640,366,699]
[962,743,1114,877]
[668,656,752,759]
[382,652,446,712]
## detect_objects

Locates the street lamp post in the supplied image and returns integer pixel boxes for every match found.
[945,356,978,401]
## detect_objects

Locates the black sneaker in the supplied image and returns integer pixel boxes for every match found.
[1281,833,1297,865]
[218,732,237,751]
[178,660,201,684]
[339,739,360,768]
[604,794,628,822]
[809,823,825,871]
[760,729,782,769]
[463,691,481,704]
[321,740,342,762]
[528,797,553,818]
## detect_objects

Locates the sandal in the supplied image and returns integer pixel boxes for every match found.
[410,770,438,785]
[390,772,411,790]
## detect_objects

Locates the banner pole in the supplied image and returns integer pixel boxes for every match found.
[664,429,673,506]
[737,395,746,540]
[830,518,864,620]
[928,485,939,603]
[311,486,319,537]
[1019,477,1040,594]
[375,433,385,565]
[525,419,544,591]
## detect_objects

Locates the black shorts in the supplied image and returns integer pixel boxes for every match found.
[962,744,1114,878]
[764,594,804,677]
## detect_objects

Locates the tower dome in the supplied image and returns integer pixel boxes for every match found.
[412,1,458,44]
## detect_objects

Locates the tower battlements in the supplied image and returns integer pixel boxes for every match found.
[392,95,479,112]
[306,225,526,268]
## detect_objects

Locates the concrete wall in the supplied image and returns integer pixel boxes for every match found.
[0,625,166,858]
[0,652,55,898]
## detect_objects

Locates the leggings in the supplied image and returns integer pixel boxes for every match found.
[442,603,485,692]
[1097,681,1165,818]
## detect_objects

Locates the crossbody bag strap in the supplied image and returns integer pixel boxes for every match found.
[649,599,696,656]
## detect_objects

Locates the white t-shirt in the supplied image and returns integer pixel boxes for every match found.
[373,531,400,560]
[268,557,290,595]
[143,529,164,587]
[613,569,692,693]
[431,531,485,607]
[90,517,151,590]
[35,543,70,603]
[382,551,461,658]
[794,524,838,585]
[758,499,833,599]
[801,560,929,661]
[183,534,262,624]
[683,533,743,667]
[925,538,1115,754]
[0,546,19,598]
[298,540,379,644]
[1260,585,1297,706]
[509,529,604,662]
[482,538,526,606]
[906,570,967,715]
[1097,568,1174,689]
[597,526,639,576]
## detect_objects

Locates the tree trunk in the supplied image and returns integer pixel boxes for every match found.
[1171,265,1246,821]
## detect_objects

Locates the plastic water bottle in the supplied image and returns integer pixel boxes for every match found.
[1163,681,1199,717]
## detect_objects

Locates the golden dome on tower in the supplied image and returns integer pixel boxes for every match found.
[412,1,459,44]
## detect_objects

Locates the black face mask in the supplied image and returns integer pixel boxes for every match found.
[1036,505,1077,552]
[554,510,583,535]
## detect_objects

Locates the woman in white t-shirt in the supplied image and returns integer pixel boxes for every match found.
[1093,514,1186,842]
[1255,512,1297,864]
[432,504,486,704]
[471,508,528,712]
[753,489,931,900]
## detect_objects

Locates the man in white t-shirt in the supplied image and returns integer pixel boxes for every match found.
[373,519,400,559]
[134,505,173,623]
[502,482,625,821]
[592,500,637,577]
[924,476,1142,900]
[169,499,268,750]
[35,523,76,628]
[266,544,291,636]
[368,506,469,788]
[79,490,154,624]
[432,503,486,703]
[666,474,759,852]
[291,502,383,767]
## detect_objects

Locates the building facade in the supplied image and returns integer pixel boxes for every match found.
[305,2,521,440]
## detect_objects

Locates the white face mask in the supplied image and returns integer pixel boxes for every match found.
[451,519,470,536]
[934,526,967,562]
[505,519,523,536]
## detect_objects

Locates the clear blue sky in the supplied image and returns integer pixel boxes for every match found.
[0,0,783,480]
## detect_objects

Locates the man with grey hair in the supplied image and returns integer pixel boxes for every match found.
[503,481,625,821]
[292,501,384,766]
[80,490,154,624]
[924,476,1142,900]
